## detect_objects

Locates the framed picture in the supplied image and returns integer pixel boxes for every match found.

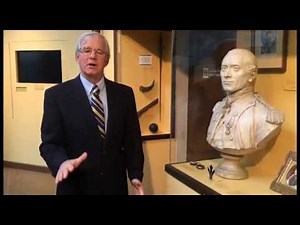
[251,30,288,73]
[270,151,297,195]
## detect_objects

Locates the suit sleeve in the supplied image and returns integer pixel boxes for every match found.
[39,88,69,176]
[124,88,144,182]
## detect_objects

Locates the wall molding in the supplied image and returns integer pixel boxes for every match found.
[4,161,51,174]
[142,133,170,141]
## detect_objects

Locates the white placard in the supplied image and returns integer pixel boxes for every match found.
[139,55,152,65]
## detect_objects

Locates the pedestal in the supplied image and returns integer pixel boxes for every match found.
[215,153,248,180]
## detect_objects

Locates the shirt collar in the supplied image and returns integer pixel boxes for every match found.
[80,74,106,95]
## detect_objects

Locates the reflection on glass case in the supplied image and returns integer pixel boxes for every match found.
[170,30,275,163]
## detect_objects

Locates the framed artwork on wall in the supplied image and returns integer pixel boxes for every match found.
[251,30,288,74]
[270,151,297,195]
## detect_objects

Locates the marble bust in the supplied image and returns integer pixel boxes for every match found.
[206,48,285,179]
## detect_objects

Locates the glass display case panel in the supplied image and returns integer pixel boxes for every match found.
[170,30,254,162]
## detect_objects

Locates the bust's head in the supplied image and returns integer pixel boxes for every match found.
[220,48,257,94]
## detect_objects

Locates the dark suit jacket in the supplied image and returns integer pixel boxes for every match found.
[39,75,144,195]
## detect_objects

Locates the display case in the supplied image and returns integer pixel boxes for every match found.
[165,159,281,195]
[169,30,288,163]
[115,30,289,162]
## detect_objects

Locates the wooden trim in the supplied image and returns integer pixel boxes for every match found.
[142,133,170,141]
[137,98,158,118]
[4,161,51,174]
[165,163,220,195]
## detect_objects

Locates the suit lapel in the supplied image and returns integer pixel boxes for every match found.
[104,78,118,140]
[69,76,103,137]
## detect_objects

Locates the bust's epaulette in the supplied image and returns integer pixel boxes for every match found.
[254,92,285,125]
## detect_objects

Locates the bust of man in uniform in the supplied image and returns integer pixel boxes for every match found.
[206,48,285,153]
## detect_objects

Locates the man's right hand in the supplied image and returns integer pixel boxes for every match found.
[55,152,88,184]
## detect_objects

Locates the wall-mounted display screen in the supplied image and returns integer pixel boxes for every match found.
[16,50,62,83]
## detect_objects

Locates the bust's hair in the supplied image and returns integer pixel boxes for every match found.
[225,48,257,74]
[75,31,110,60]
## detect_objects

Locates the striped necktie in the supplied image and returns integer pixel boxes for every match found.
[91,85,105,139]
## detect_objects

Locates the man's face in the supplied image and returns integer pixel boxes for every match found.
[220,52,252,94]
[75,35,109,78]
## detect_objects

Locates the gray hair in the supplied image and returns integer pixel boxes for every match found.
[75,31,110,60]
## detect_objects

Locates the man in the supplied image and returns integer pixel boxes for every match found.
[39,31,144,195]
[206,48,285,152]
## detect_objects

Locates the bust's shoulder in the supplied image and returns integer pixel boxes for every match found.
[254,92,271,107]
[212,98,226,112]
[254,93,285,125]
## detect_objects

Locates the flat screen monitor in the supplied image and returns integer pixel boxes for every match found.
[16,50,62,83]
